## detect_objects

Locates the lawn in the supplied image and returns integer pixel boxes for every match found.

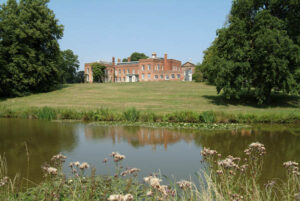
[0,81,299,115]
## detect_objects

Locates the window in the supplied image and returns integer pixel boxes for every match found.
[142,74,145,80]
[86,75,89,82]
[142,65,145,71]
[119,69,121,74]
[127,69,130,74]
[148,64,151,70]
[177,74,180,78]
[123,69,125,74]
[123,77,126,81]
[148,73,151,79]
[132,69,135,74]
[119,77,121,82]
[160,75,163,79]
[165,75,169,80]
[87,68,89,74]
[157,64,160,70]
[155,75,158,79]
[171,74,175,79]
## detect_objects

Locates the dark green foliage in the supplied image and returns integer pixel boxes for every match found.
[192,64,204,82]
[74,71,85,83]
[91,63,106,83]
[130,52,148,61]
[58,49,80,83]
[0,0,64,97]
[201,0,300,103]
[122,52,148,62]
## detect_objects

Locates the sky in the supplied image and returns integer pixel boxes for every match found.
[1,0,232,70]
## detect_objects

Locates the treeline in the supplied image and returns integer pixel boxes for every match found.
[194,0,300,103]
[0,0,83,98]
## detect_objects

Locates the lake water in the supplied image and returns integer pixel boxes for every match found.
[0,118,299,185]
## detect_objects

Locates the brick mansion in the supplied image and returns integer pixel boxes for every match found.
[84,53,195,83]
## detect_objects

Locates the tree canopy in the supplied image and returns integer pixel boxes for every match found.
[122,52,148,62]
[0,0,64,97]
[91,63,106,83]
[200,0,300,103]
[58,49,80,83]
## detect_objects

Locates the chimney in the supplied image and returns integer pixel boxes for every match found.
[112,57,115,65]
[152,52,157,58]
[164,53,168,69]
[128,57,131,62]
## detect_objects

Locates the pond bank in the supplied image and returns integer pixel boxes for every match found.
[0,106,299,128]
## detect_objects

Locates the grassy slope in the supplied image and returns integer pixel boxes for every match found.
[0,81,299,115]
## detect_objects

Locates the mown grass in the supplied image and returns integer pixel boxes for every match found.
[0,82,299,114]
[0,142,299,200]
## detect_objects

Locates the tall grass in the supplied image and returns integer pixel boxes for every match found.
[0,143,299,200]
[0,105,299,125]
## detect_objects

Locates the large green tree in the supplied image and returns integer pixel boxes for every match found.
[58,49,80,83]
[91,63,106,83]
[201,0,300,103]
[0,0,63,97]
[122,52,148,62]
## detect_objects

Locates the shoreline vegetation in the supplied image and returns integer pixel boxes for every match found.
[0,106,299,129]
[0,143,299,200]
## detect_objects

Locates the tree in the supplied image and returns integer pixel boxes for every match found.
[58,49,80,83]
[122,52,148,62]
[74,71,85,83]
[0,0,63,97]
[91,63,106,83]
[201,0,300,103]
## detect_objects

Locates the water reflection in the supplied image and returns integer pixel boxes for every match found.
[0,118,299,185]
[85,126,194,150]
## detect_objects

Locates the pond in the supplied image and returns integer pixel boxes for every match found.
[0,118,299,185]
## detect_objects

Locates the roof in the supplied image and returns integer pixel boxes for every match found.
[117,61,139,65]
[182,62,195,67]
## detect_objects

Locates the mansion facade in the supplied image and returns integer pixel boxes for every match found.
[84,53,195,83]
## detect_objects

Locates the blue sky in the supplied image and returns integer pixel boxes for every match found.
[1,0,232,70]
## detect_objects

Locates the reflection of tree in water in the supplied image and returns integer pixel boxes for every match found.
[193,125,300,182]
[84,126,195,150]
[0,119,77,184]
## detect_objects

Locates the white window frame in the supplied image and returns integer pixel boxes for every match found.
[148,73,151,79]
[148,64,151,70]
[165,75,169,80]
[142,65,145,71]
[142,74,145,80]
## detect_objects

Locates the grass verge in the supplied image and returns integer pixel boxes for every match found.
[0,105,299,127]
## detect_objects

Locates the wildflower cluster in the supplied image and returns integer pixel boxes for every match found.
[42,166,58,176]
[201,147,218,159]
[110,152,126,162]
[51,153,67,162]
[230,193,243,201]
[283,161,300,176]
[0,176,9,187]
[69,161,90,176]
[218,155,240,169]
[107,194,133,201]
[176,180,193,190]
[120,168,140,177]
[144,175,176,198]
[244,142,266,156]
